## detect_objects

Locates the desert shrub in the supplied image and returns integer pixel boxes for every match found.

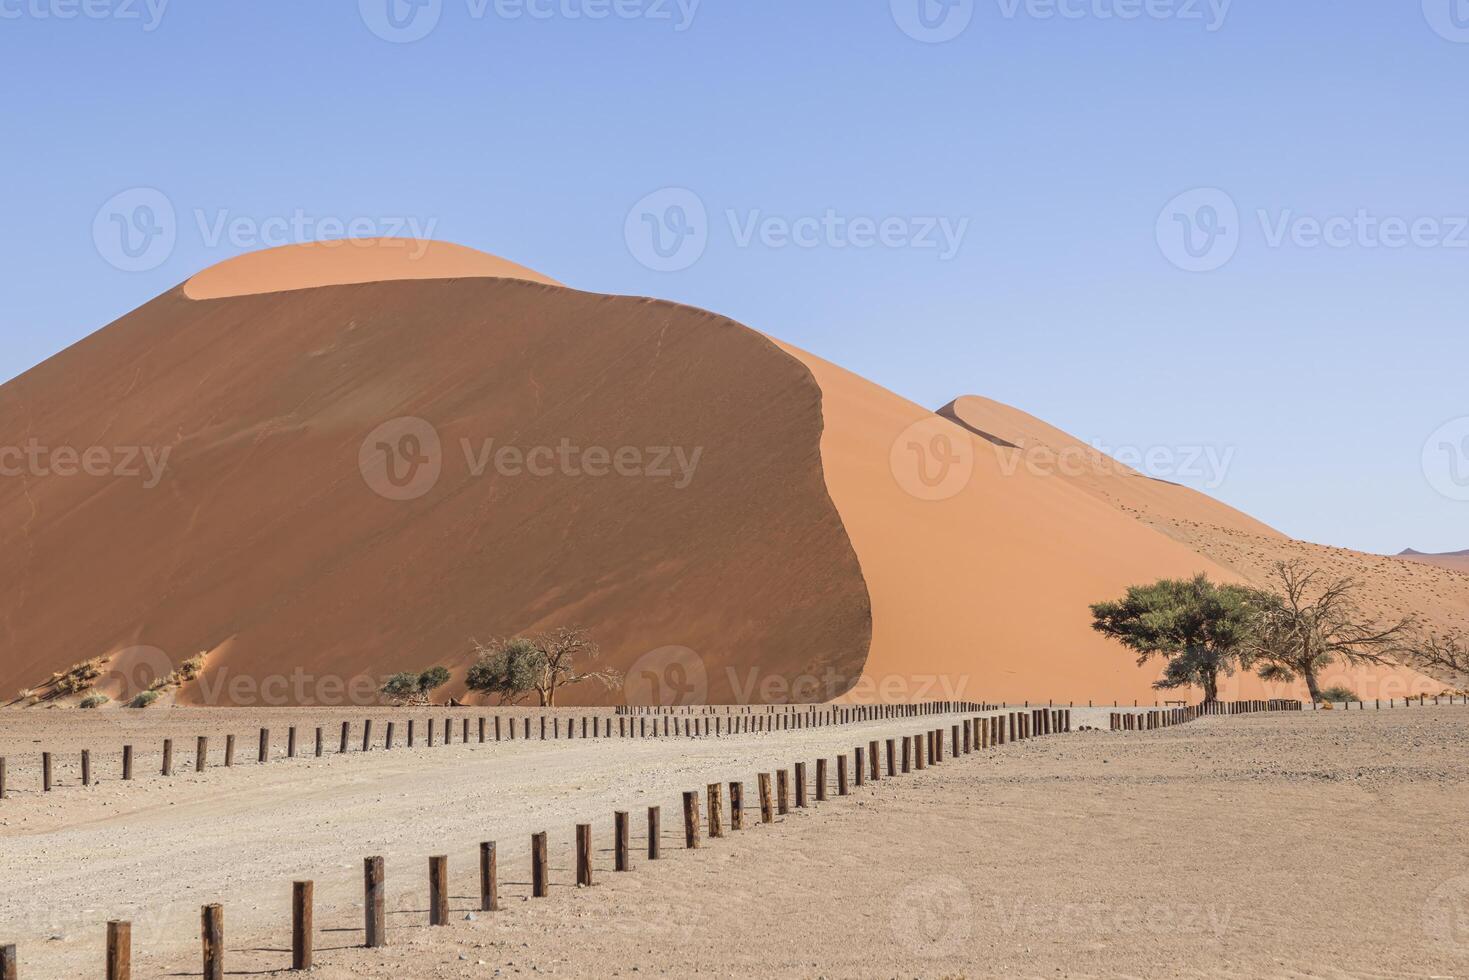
[129,690,161,709]
[380,666,453,705]
[79,694,109,709]
[1318,685,1360,703]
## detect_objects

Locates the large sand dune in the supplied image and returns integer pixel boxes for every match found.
[0,240,1451,705]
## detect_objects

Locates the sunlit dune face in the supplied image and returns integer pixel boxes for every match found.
[182,238,560,300]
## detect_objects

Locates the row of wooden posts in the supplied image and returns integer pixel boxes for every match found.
[1111,699,1302,730]
[0,707,1073,979]
[0,701,1000,801]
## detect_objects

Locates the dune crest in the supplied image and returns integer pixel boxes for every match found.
[183,238,559,300]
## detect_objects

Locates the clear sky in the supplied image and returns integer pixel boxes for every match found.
[1,0,1464,555]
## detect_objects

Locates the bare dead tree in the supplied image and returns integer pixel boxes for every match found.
[532,627,621,707]
[1410,631,1469,677]
[1245,559,1418,702]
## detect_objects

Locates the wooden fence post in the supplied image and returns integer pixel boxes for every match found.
[648,806,661,860]
[362,721,373,753]
[224,735,235,768]
[106,921,131,980]
[794,762,808,807]
[161,740,172,777]
[258,729,270,764]
[429,856,449,924]
[615,812,630,871]
[122,745,133,781]
[532,832,549,896]
[683,791,702,847]
[886,738,897,775]
[201,904,223,980]
[292,881,313,970]
[340,722,350,754]
[196,737,207,773]
[776,769,790,814]
[364,857,386,948]
[0,945,15,980]
[479,842,499,911]
[758,773,775,821]
[729,782,745,829]
[287,727,297,759]
[40,752,52,793]
[837,756,849,795]
[707,783,724,838]
[816,758,828,800]
[576,824,594,886]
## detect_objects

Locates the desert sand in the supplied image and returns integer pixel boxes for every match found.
[0,239,1454,706]
[2,706,1465,978]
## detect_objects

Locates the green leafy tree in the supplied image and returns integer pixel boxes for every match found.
[1244,560,1416,702]
[466,627,620,706]
[381,665,453,705]
[465,637,546,705]
[1090,574,1256,703]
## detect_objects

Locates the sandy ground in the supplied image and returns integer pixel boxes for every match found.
[3,706,1467,978]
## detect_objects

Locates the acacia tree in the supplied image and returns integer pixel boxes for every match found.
[1244,560,1417,702]
[466,627,620,707]
[381,665,452,706]
[1405,631,1468,679]
[1090,573,1256,703]
[465,637,544,705]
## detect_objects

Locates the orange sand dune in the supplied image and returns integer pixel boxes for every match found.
[1399,549,1469,575]
[0,240,1448,706]
[183,238,558,299]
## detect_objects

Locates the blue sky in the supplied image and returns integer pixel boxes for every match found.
[2,0,1465,554]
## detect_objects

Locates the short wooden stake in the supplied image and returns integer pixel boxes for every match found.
[364,857,386,948]
[615,811,630,871]
[816,758,828,800]
[429,856,448,925]
[160,740,172,777]
[292,881,313,970]
[532,832,549,896]
[707,783,724,838]
[480,842,499,911]
[0,944,15,980]
[854,747,865,786]
[122,745,133,781]
[758,772,775,821]
[729,782,745,828]
[648,806,661,860]
[837,756,849,795]
[195,737,207,773]
[258,728,270,764]
[683,791,702,847]
[224,735,235,768]
[776,769,790,814]
[794,762,808,807]
[201,904,223,980]
[576,824,593,886]
[106,921,131,980]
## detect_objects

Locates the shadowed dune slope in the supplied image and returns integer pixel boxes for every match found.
[0,276,871,705]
